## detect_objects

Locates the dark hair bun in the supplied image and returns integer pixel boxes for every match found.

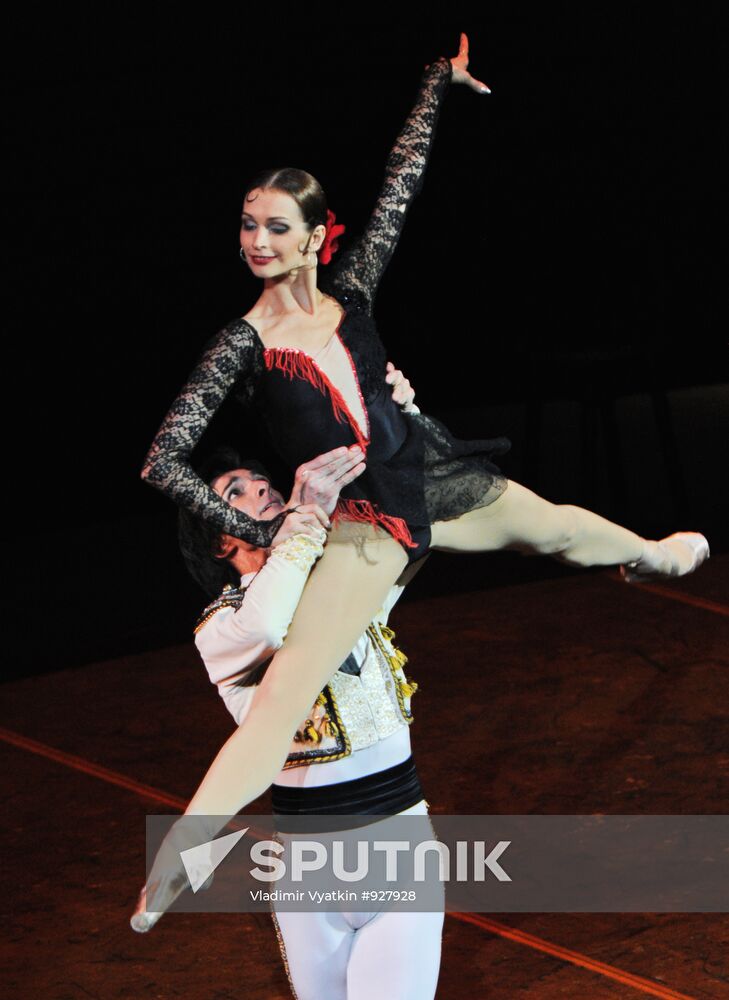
[243,167,328,231]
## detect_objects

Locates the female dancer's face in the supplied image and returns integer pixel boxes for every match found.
[240,187,325,277]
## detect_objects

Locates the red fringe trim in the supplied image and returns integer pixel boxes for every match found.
[264,347,369,454]
[334,498,417,550]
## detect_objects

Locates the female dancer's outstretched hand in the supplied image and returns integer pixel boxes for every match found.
[445,32,491,94]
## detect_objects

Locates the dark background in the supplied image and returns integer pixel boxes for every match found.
[5,7,727,679]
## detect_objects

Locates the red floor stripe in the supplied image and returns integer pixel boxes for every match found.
[607,572,729,616]
[452,912,697,999]
[0,726,187,810]
[0,725,703,999]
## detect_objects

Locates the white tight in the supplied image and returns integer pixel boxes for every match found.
[186,480,647,822]
[270,801,444,1000]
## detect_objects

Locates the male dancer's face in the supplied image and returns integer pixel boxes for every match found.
[210,467,287,563]
[210,468,285,523]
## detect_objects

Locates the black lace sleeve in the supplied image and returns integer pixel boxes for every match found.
[140,318,287,547]
[325,55,453,312]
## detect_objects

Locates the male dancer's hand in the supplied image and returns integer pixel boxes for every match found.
[289,445,366,516]
[271,503,331,548]
[386,361,418,412]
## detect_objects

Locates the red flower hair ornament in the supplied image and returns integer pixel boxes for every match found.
[318,209,346,265]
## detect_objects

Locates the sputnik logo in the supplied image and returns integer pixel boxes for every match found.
[179,828,249,892]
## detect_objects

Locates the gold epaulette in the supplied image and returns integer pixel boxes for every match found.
[368,622,419,720]
[193,583,248,635]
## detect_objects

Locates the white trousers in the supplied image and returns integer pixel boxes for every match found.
[271,799,444,1000]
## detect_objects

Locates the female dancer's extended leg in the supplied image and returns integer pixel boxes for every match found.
[430,479,703,574]
[431,479,646,563]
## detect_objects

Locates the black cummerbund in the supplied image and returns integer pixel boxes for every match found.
[271,755,423,821]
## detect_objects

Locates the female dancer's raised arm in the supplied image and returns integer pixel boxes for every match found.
[140,35,485,551]
[325,32,489,311]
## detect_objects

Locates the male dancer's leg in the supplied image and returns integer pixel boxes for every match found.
[430,479,696,570]
[271,908,352,1000]
[346,909,444,1000]
[272,800,443,1000]
[272,895,443,1000]
[346,799,445,1000]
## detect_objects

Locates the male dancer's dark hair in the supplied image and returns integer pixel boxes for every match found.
[177,446,272,596]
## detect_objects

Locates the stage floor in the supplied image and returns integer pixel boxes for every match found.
[2,556,727,999]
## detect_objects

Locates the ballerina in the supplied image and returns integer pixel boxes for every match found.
[138,33,709,901]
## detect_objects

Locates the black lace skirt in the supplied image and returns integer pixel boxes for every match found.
[413,410,511,522]
[333,406,511,557]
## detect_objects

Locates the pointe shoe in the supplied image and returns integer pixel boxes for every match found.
[130,873,186,933]
[620,532,710,583]
[130,864,217,933]
[130,883,163,933]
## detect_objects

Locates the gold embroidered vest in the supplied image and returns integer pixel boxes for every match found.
[195,585,418,768]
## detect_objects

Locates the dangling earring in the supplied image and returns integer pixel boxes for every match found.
[239,248,246,262]
[296,239,318,273]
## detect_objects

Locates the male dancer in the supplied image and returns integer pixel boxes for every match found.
[137,367,444,999]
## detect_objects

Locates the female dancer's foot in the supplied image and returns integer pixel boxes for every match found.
[130,817,217,933]
[620,532,710,583]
